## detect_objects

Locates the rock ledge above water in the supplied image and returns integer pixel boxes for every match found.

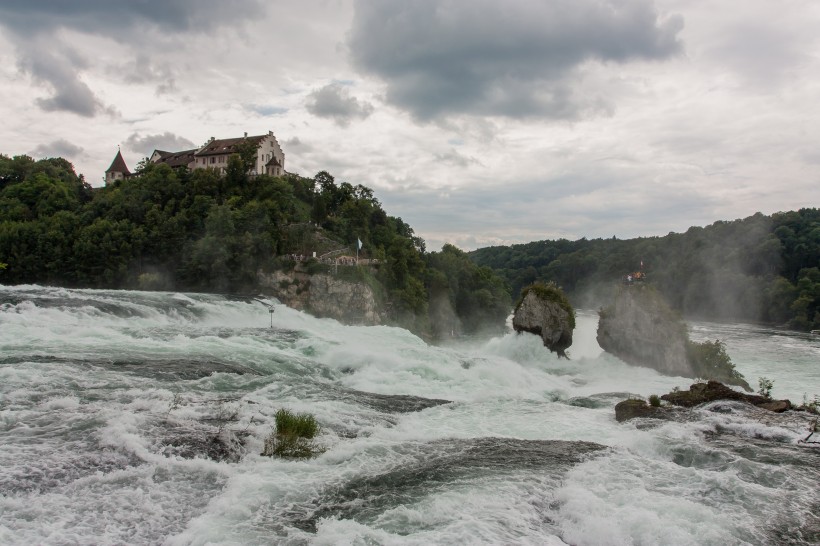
[615,381,795,423]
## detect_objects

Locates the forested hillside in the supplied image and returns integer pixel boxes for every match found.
[470,210,820,331]
[0,153,509,337]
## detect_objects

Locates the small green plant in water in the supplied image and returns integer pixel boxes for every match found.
[648,394,661,407]
[758,377,774,399]
[262,409,323,458]
[275,408,319,438]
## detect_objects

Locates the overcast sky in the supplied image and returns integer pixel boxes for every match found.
[1,0,818,251]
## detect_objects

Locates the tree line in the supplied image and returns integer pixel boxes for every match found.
[469,209,820,331]
[0,153,510,339]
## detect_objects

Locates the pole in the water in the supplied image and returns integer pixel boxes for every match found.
[247,297,274,328]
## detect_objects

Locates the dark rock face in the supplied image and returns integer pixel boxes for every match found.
[661,381,792,412]
[513,289,573,357]
[758,400,791,413]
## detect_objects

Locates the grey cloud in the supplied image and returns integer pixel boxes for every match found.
[306,83,374,126]
[31,139,85,159]
[0,0,262,116]
[710,22,807,87]
[375,164,713,251]
[349,0,683,120]
[17,39,103,117]
[433,148,481,168]
[246,104,289,117]
[121,55,176,94]
[125,132,195,155]
[284,137,313,152]
[0,0,263,36]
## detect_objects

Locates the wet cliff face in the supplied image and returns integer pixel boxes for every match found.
[596,286,692,376]
[258,269,384,325]
[512,290,574,356]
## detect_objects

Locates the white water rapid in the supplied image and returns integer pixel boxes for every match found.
[1,285,818,545]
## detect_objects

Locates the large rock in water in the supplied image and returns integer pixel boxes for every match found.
[513,284,574,357]
[597,286,690,376]
[597,286,751,390]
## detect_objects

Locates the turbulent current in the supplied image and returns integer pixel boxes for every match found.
[1,285,818,545]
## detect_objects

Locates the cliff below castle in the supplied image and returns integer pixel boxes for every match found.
[258,265,384,325]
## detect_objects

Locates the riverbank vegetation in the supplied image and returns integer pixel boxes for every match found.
[0,153,509,338]
[470,209,820,331]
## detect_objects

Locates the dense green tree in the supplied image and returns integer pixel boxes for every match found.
[470,209,820,331]
[425,244,511,337]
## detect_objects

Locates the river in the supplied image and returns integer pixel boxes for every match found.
[0,285,818,545]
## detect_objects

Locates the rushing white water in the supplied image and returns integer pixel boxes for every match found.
[1,285,818,545]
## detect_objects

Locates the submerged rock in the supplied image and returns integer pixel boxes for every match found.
[597,286,751,390]
[614,399,675,422]
[512,283,574,357]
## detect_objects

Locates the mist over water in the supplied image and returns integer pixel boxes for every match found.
[1,285,818,545]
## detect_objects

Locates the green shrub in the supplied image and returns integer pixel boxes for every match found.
[261,409,322,458]
[305,259,330,275]
[687,339,746,386]
[275,408,319,438]
[648,394,661,407]
[758,377,774,399]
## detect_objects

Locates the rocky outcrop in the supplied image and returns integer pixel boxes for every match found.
[597,286,750,390]
[614,399,675,422]
[258,266,384,325]
[513,283,574,357]
[597,286,690,376]
[615,381,794,423]
[661,380,791,410]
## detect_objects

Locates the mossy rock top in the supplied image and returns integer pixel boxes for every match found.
[516,282,575,330]
[513,282,575,356]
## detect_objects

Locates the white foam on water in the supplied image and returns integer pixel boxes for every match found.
[2,285,819,545]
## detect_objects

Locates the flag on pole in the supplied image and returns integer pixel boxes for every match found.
[357,238,362,250]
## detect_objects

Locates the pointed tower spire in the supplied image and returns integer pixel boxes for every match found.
[105,149,131,185]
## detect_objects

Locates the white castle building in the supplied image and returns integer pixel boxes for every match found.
[105,130,285,185]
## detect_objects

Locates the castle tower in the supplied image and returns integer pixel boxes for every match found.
[105,148,131,185]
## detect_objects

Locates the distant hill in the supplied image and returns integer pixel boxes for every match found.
[469,209,820,331]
